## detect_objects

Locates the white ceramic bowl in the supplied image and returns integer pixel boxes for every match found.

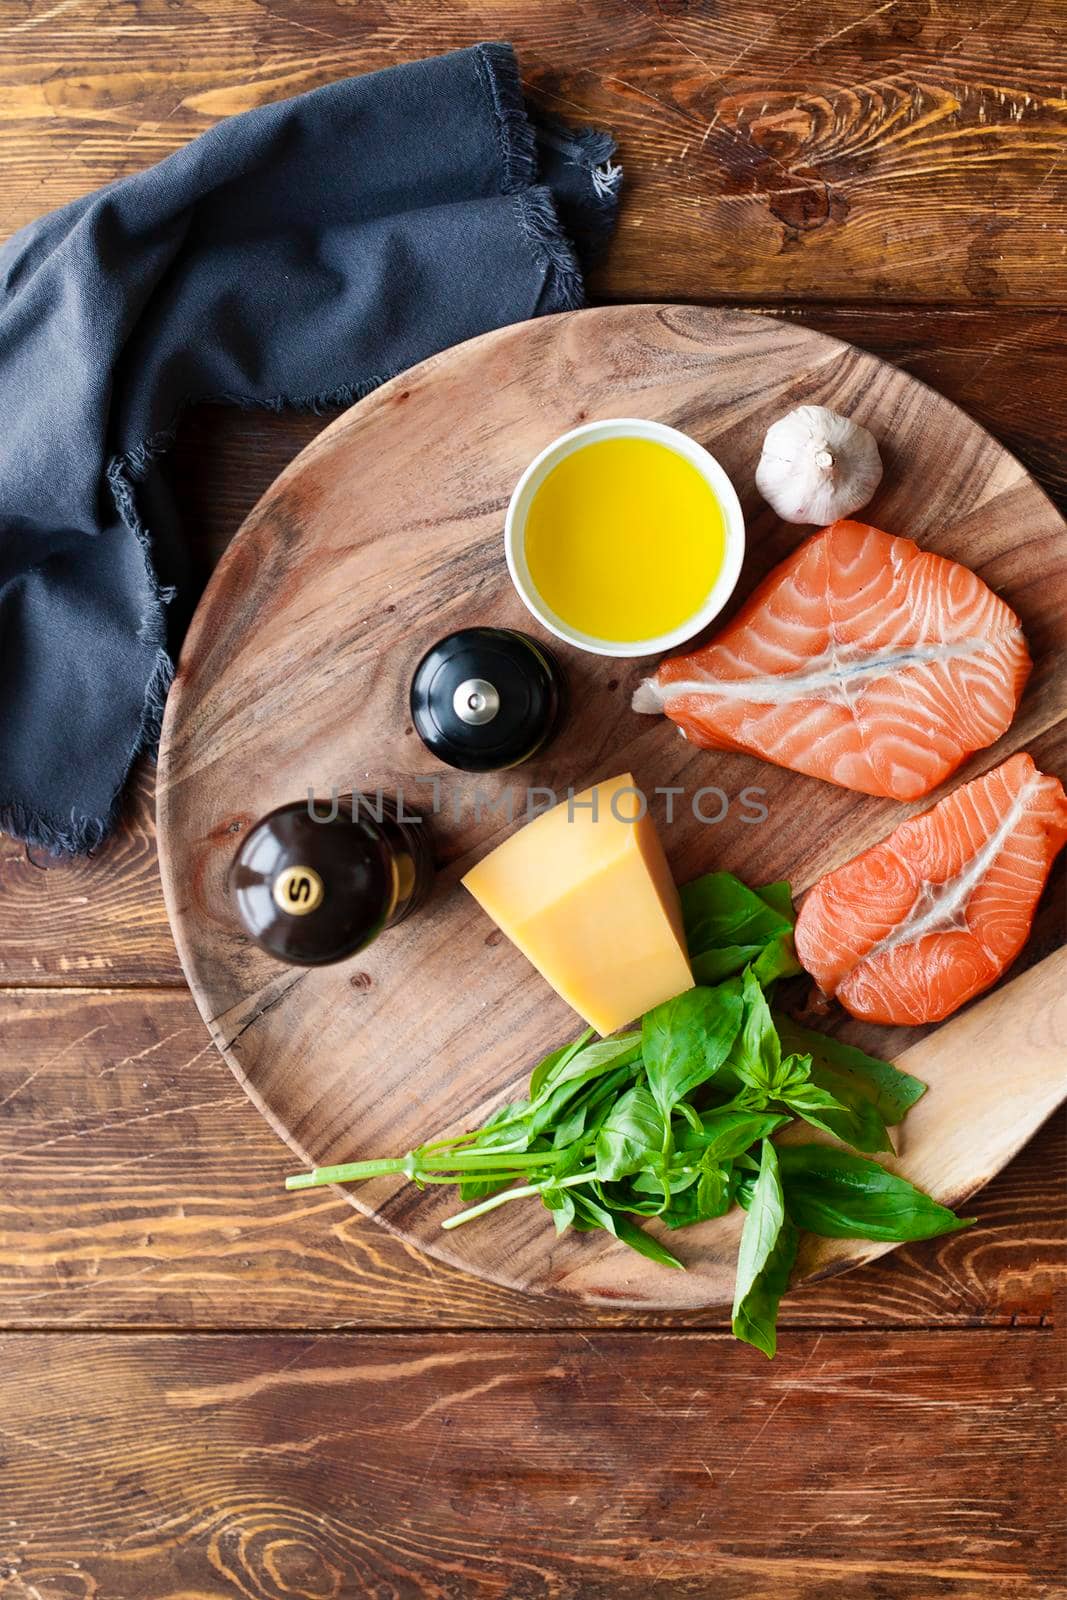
[504,417,745,659]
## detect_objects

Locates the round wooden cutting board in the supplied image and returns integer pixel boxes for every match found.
[157,306,1067,1310]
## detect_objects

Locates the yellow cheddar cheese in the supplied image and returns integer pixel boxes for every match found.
[462,773,694,1035]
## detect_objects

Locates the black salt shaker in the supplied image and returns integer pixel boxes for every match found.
[229,795,434,966]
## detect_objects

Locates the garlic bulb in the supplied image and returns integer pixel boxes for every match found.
[755,405,882,524]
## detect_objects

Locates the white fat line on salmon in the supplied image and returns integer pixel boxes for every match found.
[844,775,1040,972]
[631,631,1022,713]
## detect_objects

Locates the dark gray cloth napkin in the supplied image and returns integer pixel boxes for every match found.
[0,42,620,852]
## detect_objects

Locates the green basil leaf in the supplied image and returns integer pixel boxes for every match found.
[735,1217,796,1356]
[678,1108,790,1163]
[690,945,763,985]
[634,1164,700,1197]
[600,1177,671,1216]
[777,1075,891,1153]
[594,1085,666,1182]
[778,1145,975,1241]
[642,984,744,1119]
[525,1039,642,1137]
[696,1160,730,1218]
[682,874,797,988]
[628,1170,661,1194]
[787,1067,892,1153]
[470,1101,531,1150]
[726,967,782,1089]
[610,1212,686,1269]
[774,1052,814,1097]
[732,1139,797,1358]
[534,1034,641,1099]
[752,929,801,986]
[658,1163,738,1229]
[550,1102,588,1151]
[755,881,795,923]
[550,1065,634,1150]
[681,872,793,957]
[657,1190,704,1228]
[779,1080,850,1116]
[571,1193,684,1269]
[528,1029,634,1103]
[541,1185,576,1234]
[529,1038,581,1101]
[551,1142,593,1182]
[775,1017,926,1126]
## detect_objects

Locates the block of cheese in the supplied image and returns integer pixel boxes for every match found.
[462,773,694,1035]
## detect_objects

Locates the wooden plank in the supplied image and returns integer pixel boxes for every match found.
[0,762,179,988]
[0,987,1061,1330]
[0,1329,1061,1597]
[0,305,1062,988]
[0,1,1063,304]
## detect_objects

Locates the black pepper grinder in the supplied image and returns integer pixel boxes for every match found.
[409,627,565,772]
[229,795,434,966]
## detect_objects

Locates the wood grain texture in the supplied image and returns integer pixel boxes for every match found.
[0,1329,1063,1599]
[157,303,1067,1308]
[0,5,1064,1588]
[1,307,1062,988]
[0,0,1064,305]
[1,986,1061,1330]
[0,762,180,989]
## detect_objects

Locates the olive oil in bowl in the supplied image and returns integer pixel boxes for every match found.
[505,419,745,658]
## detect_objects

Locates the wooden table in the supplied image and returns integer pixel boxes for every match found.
[1,4,1063,1595]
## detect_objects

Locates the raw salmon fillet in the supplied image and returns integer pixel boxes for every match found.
[633,520,1031,801]
[794,753,1067,1025]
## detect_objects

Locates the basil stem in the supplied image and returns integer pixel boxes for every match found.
[441,1170,597,1230]
[286,1146,572,1191]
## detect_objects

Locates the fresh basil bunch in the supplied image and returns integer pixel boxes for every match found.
[287,873,971,1357]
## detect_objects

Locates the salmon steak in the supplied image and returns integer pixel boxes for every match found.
[633,520,1031,801]
[794,753,1067,1025]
